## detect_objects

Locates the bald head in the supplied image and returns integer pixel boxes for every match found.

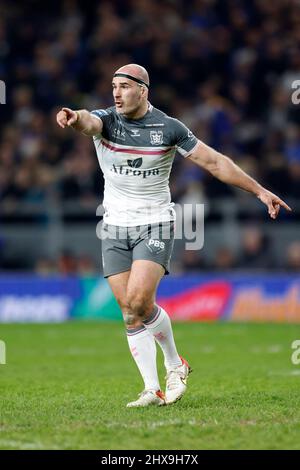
[112,63,150,119]
[114,64,150,87]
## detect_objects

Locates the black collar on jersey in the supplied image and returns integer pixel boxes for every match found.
[113,73,149,89]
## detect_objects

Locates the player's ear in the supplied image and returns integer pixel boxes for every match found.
[140,86,147,97]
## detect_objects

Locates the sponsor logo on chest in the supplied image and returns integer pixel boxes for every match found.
[110,163,160,178]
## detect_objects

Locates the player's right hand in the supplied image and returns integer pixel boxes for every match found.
[56,107,78,128]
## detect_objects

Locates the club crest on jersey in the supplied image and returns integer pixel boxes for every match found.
[150,130,163,145]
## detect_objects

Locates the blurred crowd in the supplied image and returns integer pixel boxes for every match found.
[0,0,300,272]
[179,226,300,272]
[32,232,300,275]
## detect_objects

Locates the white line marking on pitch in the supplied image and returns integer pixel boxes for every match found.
[0,439,59,449]
[268,369,300,376]
[106,418,199,429]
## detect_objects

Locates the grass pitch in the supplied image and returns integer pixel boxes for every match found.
[0,321,299,450]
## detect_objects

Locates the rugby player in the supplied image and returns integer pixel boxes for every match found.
[56,64,291,407]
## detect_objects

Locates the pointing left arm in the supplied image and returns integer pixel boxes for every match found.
[188,141,292,219]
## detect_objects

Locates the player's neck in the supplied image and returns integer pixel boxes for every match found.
[124,102,149,120]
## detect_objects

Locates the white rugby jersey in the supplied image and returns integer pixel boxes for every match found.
[91,103,198,226]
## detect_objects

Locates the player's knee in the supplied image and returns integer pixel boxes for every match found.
[128,294,153,320]
[123,312,136,326]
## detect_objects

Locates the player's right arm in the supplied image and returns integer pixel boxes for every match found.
[56,107,103,136]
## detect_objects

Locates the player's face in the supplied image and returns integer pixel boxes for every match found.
[112,78,145,117]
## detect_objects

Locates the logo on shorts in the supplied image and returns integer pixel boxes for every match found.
[127,158,143,168]
[146,239,165,254]
[150,130,163,145]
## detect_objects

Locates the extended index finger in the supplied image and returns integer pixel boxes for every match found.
[277,198,292,212]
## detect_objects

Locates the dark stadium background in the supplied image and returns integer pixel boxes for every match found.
[1,0,299,275]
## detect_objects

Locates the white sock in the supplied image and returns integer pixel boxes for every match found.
[126,325,161,391]
[143,305,182,371]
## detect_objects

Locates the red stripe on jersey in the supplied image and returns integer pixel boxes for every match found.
[101,140,171,155]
